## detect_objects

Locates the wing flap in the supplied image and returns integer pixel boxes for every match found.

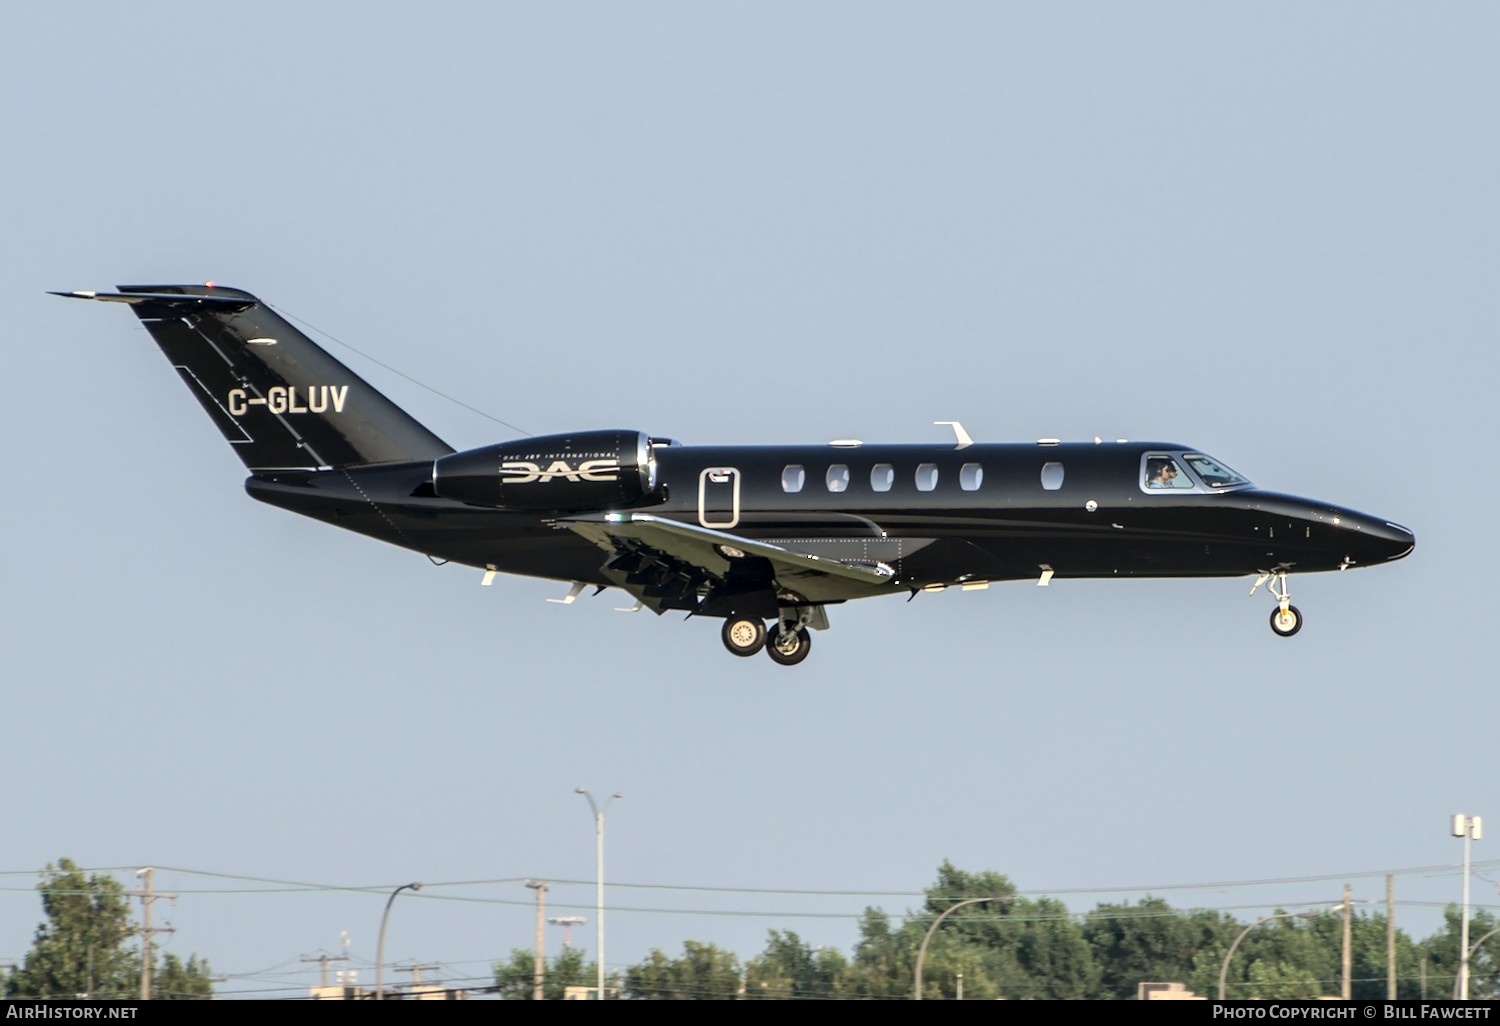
[559,513,895,612]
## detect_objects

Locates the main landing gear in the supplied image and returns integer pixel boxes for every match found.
[721,617,767,657]
[718,613,815,665]
[1250,569,1302,638]
[766,621,813,666]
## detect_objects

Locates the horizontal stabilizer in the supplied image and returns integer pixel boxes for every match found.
[50,290,256,311]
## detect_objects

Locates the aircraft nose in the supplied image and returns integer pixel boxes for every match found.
[1341,512,1415,564]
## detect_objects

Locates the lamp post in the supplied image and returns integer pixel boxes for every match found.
[913,896,1007,1000]
[549,915,587,948]
[1453,814,1484,1000]
[375,882,422,1000]
[576,787,622,999]
[1453,924,1500,999]
[1218,909,1327,1000]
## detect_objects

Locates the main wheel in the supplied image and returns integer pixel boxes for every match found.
[722,617,767,657]
[765,623,812,666]
[1269,605,1303,637]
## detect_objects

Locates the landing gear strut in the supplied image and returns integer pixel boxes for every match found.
[766,621,812,666]
[721,616,767,657]
[717,604,823,665]
[1251,569,1303,638]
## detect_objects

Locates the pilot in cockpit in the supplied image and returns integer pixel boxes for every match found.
[1147,458,1186,489]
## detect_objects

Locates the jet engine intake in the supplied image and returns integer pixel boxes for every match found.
[433,429,658,511]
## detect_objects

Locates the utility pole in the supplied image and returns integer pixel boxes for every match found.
[126,868,175,1000]
[406,964,441,987]
[301,951,350,987]
[526,880,547,1001]
[1387,874,1396,1000]
[1342,884,1353,1000]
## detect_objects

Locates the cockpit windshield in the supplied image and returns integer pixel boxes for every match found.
[1183,453,1251,489]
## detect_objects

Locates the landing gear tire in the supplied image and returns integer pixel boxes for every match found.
[765,623,812,666]
[1269,605,1303,637]
[722,617,767,657]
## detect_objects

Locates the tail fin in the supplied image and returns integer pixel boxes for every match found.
[54,284,453,470]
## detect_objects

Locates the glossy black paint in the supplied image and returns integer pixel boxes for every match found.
[60,285,1414,656]
[247,442,1414,591]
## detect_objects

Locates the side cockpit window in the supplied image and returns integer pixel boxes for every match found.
[1144,456,1193,490]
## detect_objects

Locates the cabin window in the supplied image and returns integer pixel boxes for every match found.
[915,463,939,492]
[960,463,983,491]
[870,463,894,492]
[1040,462,1064,490]
[782,465,805,493]
[826,464,850,493]
[1143,456,1192,490]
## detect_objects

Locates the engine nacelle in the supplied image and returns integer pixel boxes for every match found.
[432,429,658,511]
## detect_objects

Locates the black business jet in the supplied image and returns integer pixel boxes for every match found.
[55,284,1414,666]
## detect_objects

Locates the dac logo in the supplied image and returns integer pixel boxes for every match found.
[499,459,621,484]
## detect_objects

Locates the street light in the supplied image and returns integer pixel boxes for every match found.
[576,787,622,1000]
[1218,909,1330,1000]
[375,882,422,1000]
[1454,814,1484,1000]
[913,896,1009,1000]
[549,915,587,947]
[1453,924,1500,999]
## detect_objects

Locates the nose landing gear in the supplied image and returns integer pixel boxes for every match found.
[1251,569,1303,638]
[1269,605,1302,636]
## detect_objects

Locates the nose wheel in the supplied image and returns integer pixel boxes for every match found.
[1269,605,1303,637]
[721,617,767,657]
[1251,569,1303,638]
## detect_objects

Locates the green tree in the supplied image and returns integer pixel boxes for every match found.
[910,863,1097,999]
[1420,907,1500,1000]
[151,953,215,1000]
[623,941,742,999]
[5,859,141,999]
[1082,898,1236,999]
[911,862,1021,999]
[744,930,852,999]
[848,908,914,999]
[3,859,213,1001]
[1341,912,1428,1001]
[1191,907,1430,1001]
[493,945,595,999]
[1006,895,1099,999]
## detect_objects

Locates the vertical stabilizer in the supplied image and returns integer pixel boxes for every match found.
[55,284,453,470]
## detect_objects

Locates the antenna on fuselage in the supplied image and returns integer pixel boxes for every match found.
[933,421,973,449]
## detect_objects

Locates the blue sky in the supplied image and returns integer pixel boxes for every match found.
[2,2,1495,998]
